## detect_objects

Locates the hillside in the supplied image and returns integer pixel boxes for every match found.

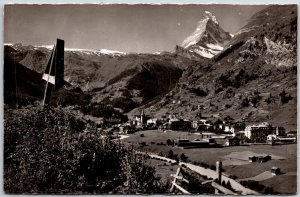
[4,43,203,113]
[4,57,45,106]
[5,44,199,89]
[131,5,297,130]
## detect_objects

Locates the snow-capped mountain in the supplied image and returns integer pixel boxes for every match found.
[182,11,232,58]
[4,43,126,57]
[65,48,126,56]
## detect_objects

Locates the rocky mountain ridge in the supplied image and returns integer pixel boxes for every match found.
[181,11,232,58]
[130,5,297,130]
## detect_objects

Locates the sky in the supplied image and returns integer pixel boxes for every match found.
[4,4,268,53]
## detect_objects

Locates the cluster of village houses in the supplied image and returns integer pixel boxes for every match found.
[115,110,296,145]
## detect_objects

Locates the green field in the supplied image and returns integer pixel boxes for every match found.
[122,130,297,194]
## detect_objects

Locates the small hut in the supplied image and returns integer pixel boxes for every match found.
[248,156,257,162]
[271,167,280,175]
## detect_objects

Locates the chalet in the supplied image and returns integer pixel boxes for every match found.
[248,155,271,163]
[194,117,213,132]
[201,132,218,139]
[257,155,271,163]
[192,115,209,128]
[196,124,213,132]
[224,125,234,133]
[147,118,158,125]
[271,167,281,175]
[223,122,245,134]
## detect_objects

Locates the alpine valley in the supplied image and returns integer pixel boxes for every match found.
[4,5,297,130]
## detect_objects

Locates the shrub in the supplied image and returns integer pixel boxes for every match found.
[168,150,174,159]
[229,175,238,180]
[166,139,172,146]
[241,97,250,107]
[201,162,209,168]
[279,89,293,104]
[180,153,188,162]
[209,165,216,171]
[225,103,232,108]
[4,106,167,194]
[189,87,208,96]
[140,142,147,147]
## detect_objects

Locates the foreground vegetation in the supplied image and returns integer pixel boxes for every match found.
[4,105,168,194]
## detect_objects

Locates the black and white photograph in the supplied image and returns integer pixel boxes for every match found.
[3,4,297,195]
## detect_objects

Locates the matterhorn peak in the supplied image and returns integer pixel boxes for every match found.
[204,11,219,25]
[181,11,232,58]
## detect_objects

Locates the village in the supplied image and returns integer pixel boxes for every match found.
[110,110,296,147]
[111,109,297,194]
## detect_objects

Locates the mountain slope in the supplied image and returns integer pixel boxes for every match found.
[5,44,199,90]
[4,57,45,105]
[133,5,297,130]
[4,44,202,112]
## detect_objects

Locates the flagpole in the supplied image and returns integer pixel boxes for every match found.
[42,44,56,106]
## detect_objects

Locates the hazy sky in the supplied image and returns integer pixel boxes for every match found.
[4,4,268,53]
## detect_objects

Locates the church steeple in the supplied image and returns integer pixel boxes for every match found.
[141,109,145,124]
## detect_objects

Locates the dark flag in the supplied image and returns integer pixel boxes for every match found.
[42,38,64,105]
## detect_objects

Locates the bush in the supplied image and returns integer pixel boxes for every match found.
[201,162,209,168]
[229,175,238,180]
[4,106,167,194]
[168,150,174,159]
[209,165,216,171]
[189,87,208,96]
[225,103,232,108]
[166,139,172,146]
[279,89,292,104]
[180,153,188,162]
[241,97,250,107]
